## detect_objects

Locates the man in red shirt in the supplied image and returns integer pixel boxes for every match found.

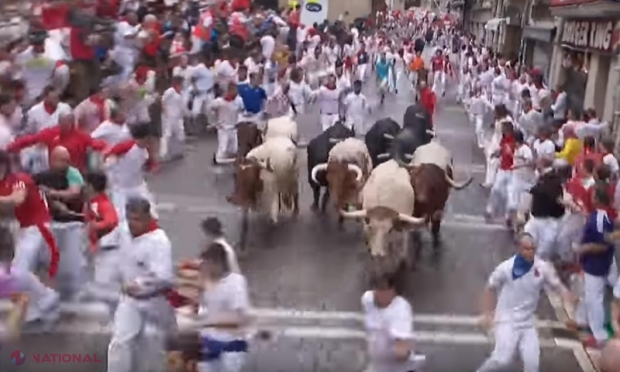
[7,112,108,172]
[574,136,603,179]
[418,80,436,126]
[485,121,516,226]
[82,170,120,311]
[430,49,445,96]
[0,150,61,321]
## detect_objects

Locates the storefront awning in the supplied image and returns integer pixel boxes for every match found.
[484,17,507,31]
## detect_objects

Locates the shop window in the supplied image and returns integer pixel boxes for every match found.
[560,49,587,117]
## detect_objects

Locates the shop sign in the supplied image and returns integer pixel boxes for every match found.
[561,20,615,52]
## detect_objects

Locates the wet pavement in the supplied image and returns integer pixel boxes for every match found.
[0,49,596,372]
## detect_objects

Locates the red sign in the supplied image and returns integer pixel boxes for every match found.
[550,0,598,6]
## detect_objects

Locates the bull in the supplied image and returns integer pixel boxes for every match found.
[364,118,400,168]
[407,141,473,247]
[377,104,435,166]
[310,138,372,225]
[263,115,299,143]
[306,122,355,211]
[229,137,299,223]
[340,160,425,274]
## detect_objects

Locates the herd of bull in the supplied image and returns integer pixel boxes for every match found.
[222,104,473,275]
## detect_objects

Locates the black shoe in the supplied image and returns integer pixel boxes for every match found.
[212,154,218,165]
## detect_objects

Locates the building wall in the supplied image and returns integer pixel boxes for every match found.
[283,0,372,22]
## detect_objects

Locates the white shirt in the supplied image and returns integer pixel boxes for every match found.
[533,138,556,161]
[172,65,194,90]
[513,144,535,183]
[288,81,314,110]
[118,228,173,299]
[603,153,619,175]
[26,101,72,133]
[191,63,214,92]
[362,291,419,372]
[214,237,241,274]
[488,256,563,328]
[0,123,14,150]
[215,60,237,84]
[260,35,275,60]
[209,97,244,130]
[318,87,340,115]
[161,87,185,121]
[199,272,250,341]
[91,121,130,145]
[14,49,58,105]
[107,143,149,189]
[344,92,368,119]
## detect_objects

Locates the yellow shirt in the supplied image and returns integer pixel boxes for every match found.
[289,0,298,9]
[556,138,582,165]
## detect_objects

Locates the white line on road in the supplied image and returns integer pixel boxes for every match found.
[252,308,565,329]
[0,301,564,330]
[26,320,573,350]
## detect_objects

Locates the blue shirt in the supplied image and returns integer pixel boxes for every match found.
[376,61,389,80]
[237,84,267,114]
[580,209,615,277]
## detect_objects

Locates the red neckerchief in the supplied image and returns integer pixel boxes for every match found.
[89,95,106,122]
[133,219,159,238]
[43,101,57,115]
[224,93,236,102]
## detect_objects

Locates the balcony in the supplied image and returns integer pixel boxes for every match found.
[550,0,620,17]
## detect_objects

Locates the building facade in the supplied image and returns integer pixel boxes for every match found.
[464,0,523,58]
[521,0,556,79]
[549,0,620,124]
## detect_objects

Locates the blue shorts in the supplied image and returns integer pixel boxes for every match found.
[201,337,248,361]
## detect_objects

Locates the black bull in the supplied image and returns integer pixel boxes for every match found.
[306,122,355,210]
[365,104,434,168]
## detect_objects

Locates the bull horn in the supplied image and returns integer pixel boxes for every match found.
[340,209,367,219]
[383,133,394,140]
[444,173,473,190]
[297,141,309,148]
[377,153,390,159]
[328,138,342,144]
[311,163,328,184]
[426,129,436,137]
[398,213,426,224]
[216,158,237,165]
[347,164,363,182]
[404,153,413,160]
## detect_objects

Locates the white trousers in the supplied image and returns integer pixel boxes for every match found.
[524,217,560,260]
[50,222,87,301]
[472,114,485,148]
[13,225,52,274]
[357,64,368,82]
[486,169,512,217]
[160,116,185,159]
[345,114,363,133]
[111,183,158,221]
[476,323,539,372]
[320,114,339,131]
[575,265,618,343]
[507,176,534,213]
[126,107,150,126]
[432,71,445,96]
[484,135,500,186]
[216,129,238,162]
[197,353,246,372]
[107,296,176,372]
[191,92,214,118]
[556,213,586,263]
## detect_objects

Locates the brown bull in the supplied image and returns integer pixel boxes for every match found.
[408,163,471,247]
[311,161,364,224]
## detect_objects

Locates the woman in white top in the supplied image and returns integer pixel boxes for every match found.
[200,217,240,274]
[362,272,424,372]
[198,243,251,372]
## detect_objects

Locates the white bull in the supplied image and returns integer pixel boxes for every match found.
[246,137,299,224]
[341,160,425,260]
[264,115,299,144]
[409,141,473,189]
